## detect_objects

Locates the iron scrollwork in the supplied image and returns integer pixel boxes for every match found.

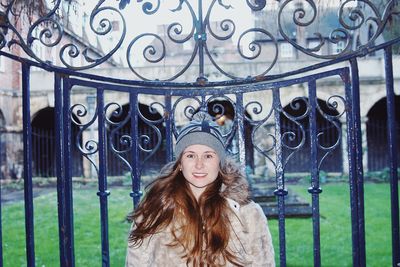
[137,100,166,164]
[0,0,126,70]
[105,102,133,173]
[0,0,399,81]
[315,95,346,171]
[70,103,100,175]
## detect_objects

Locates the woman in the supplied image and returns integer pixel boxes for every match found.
[126,112,275,266]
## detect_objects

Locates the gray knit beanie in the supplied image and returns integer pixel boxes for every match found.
[175,111,226,163]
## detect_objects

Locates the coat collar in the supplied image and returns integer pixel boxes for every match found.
[219,170,251,206]
[226,198,241,216]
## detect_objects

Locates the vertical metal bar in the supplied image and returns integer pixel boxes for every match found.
[129,92,142,208]
[22,63,35,267]
[165,94,173,162]
[96,88,110,266]
[273,88,287,267]
[384,46,400,267]
[348,58,366,267]
[54,73,69,266]
[307,80,322,267]
[346,60,360,267]
[196,0,206,82]
[0,114,3,267]
[236,93,246,170]
[62,77,75,266]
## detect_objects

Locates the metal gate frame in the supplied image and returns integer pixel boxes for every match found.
[0,0,399,266]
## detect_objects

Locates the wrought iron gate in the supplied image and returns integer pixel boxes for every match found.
[0,0,399,267]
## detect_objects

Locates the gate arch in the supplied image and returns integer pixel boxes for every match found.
[31,107,83,177]
[366,96,400,171]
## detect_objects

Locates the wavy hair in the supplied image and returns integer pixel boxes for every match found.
[127,157,250,266]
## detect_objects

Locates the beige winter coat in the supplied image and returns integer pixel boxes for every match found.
[126,176,275,266]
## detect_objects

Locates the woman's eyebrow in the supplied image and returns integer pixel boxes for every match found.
[183,151,195,154]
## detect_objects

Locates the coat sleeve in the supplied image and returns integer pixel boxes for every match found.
[245,202,275,267]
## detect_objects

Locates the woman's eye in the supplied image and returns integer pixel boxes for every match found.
[186,154,195,158]
[205,154,214,159]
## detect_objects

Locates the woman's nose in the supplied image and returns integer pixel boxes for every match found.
[195,157,204,168]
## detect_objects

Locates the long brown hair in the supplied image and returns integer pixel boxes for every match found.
[127,157,249,266]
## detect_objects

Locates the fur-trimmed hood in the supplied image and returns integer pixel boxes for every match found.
[219,159,252,206]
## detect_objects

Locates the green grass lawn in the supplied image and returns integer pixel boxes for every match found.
[1,182,394,266]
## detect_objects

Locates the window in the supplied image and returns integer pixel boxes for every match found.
[308,40,322,55]
[280,43,293,58]
[332,41,345,54]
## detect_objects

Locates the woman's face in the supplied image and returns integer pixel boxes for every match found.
[180,144,220,200]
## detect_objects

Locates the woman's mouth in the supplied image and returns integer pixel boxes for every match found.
[192,173,207,179]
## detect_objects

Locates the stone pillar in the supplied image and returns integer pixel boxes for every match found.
[82,95,98,179]
[361,117,368,173]
[341,116,368,176]
[341,117,349,175]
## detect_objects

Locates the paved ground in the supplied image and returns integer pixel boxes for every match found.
[1,188,55,205]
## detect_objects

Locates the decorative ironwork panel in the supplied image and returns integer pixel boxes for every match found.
[0,0,399,82]
[55,67,350,267]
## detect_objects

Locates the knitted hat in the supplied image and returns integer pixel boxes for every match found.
[175,111,226,163]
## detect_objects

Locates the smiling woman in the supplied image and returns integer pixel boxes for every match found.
[126,111,275,267]
[180,145,221,199]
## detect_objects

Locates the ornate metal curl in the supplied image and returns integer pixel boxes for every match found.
[118,0,161,12]
[205,95,237,151]
[0,0,62,60]
[278,0,399,59]
[105,102,133,173]
[246,0,267,11]
[315,95,346,170]
[126,1,197,81]
[137,101,166,164]
[62,2,126,70]
[172,96,202,133]
[245,100,276,168]
[171,95,238,149]
[279,97,310,170]
[0,0,126,70]
[70,103,100,175]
